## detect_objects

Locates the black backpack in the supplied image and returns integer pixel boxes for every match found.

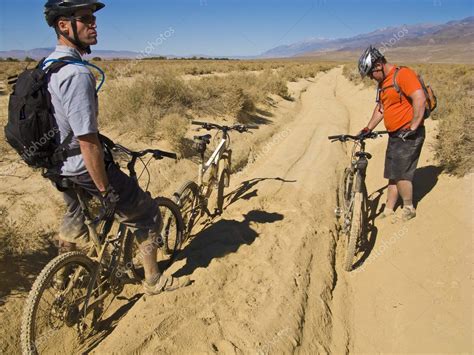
[5,57,80,170]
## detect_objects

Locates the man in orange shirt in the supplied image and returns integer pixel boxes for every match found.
[357,46,426,221]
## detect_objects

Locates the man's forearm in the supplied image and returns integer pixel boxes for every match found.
[409,90,426,130]
[78,134,109,192]
[410,101,425,130]
[367,103,384,130]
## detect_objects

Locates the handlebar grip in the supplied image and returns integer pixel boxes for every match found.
[159,151,178,160]
[191,121,207,126]
[328,135,340,140]
[246,125,259,129]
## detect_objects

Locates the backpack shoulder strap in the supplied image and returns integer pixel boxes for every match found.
[43,56,78,74]
[44,56,84,165]
[392,66,411,102]
[379,66,402,93]
[392,67,402,94]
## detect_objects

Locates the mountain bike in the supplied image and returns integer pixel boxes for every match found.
[21,143,184,355]
[328,131,386,271]
[173,121,257,239]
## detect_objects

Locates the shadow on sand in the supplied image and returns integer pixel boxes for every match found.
[86,176,292,346]
[173,209,284,277]
[0,239,56,302]
[353,164,443,270]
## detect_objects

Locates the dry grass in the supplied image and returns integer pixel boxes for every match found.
[342,62,474,176]
[97,60,335,153]
[0,59,335,158]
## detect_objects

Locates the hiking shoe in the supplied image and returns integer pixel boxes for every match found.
[402,206,416,221]
[143,274,191,296]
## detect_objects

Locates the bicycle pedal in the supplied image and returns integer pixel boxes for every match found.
[334,207,342,218]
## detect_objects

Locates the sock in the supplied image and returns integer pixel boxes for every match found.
[384,207,394,214]
[145,272,162,285]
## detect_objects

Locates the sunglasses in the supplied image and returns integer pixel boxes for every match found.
[70,14,97,25]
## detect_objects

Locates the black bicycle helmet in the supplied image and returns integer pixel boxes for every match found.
[44,0,105,54]
[358,45,384,78]
[44,0,105,27]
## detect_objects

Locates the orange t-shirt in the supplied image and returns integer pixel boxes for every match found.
[379,66,422,132]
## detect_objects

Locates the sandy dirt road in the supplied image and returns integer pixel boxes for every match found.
[93,67,473,353]
[1,67,471,354]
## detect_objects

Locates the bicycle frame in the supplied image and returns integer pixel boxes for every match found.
[73,188,129,321]
[198,135,229,186]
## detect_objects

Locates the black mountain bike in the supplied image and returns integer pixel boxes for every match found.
[21,144,184,355]
[328,131,386,271]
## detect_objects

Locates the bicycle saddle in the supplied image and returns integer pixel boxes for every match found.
[194,134,211,144]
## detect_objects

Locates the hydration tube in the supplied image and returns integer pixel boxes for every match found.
[42,58,106,93]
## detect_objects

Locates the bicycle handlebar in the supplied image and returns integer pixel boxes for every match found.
[113,144,177,160]
[328,131,388,142]
[191,120,258,133]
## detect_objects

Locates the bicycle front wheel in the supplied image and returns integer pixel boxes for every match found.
[158,197,184,257]
[338,167,354,213]
[21,252,101,355]
[344,186,367,271]
[174,180,200,239]
[216,168,230,215]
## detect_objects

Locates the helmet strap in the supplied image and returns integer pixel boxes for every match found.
[55,18,91,55]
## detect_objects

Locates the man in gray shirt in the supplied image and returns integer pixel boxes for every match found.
[43,0,189,295]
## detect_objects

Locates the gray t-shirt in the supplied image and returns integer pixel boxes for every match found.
[44,45,99,176]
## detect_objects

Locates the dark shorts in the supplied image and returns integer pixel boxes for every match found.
[59,162,160,245]
[384,126,425,181]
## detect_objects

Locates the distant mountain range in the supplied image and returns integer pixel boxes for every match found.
[261,16,473,59]
[0,48,142,60]
[1,16,472,63]
[0,48,242,61]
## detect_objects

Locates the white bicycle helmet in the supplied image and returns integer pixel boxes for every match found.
[358,45,384,78]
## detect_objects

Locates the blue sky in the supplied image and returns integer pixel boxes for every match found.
[0,0,472,56]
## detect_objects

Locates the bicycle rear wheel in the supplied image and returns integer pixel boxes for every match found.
[21,252,101,355]
[344,184,368,271]
[174,180,200,240]
[123,197,184,280]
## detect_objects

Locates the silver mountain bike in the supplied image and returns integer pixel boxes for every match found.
[173,120,257,240]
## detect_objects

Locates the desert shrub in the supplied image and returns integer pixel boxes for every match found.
[160,113,189,152]
[150,70,194,109]
[259,69,290,99]
[101,70,194,137]
[98,60,337,138]
[101,77,157,136]
[189,75,254,118]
